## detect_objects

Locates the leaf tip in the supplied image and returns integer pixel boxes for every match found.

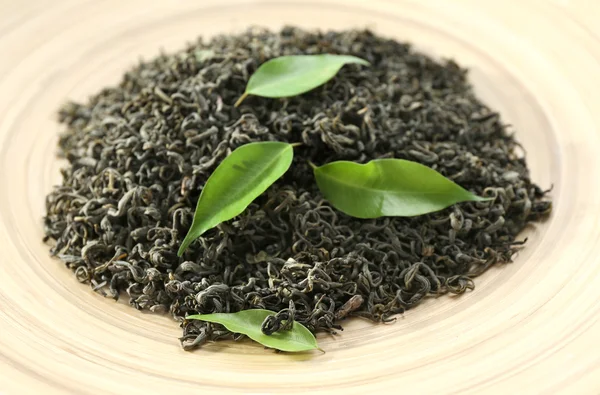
[177,235,194,257]
[345,55,370,67]
[475,195,494,202]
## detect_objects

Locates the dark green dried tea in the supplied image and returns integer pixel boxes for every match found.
[43,27,551,351]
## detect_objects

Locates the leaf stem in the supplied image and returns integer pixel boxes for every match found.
[307,160,317,170]
[234,92,249,107]
[290,142,304,148]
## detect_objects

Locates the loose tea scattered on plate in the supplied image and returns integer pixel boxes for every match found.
[43,27,551,351]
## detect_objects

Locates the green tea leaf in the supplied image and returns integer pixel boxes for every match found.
[313,159,488,218]
[187,310,319,352]
[235,54,369,106]
[194,49,215,62]
[178,142,293,256]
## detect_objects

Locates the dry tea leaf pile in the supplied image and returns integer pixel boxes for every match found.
[44,27,551,351]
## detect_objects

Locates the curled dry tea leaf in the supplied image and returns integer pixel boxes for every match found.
[194,49,215,62]
[178,142,293,256]
[187,309,319,352]
[235,54,370,106]
[313,159,489,218]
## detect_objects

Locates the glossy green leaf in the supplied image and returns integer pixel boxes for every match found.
[235,54,370,106]
[178,142,293,256]
[187,309,319,352]
[313,159,489,219]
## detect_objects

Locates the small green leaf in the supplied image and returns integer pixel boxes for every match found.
[235,54,370,106]
[187,310,319,352]
[178,142,293,256]
[313,159,489,218]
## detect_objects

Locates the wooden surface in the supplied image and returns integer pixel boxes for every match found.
[1,0,599,393]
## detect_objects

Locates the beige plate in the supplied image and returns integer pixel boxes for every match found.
[1,0,599,393]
